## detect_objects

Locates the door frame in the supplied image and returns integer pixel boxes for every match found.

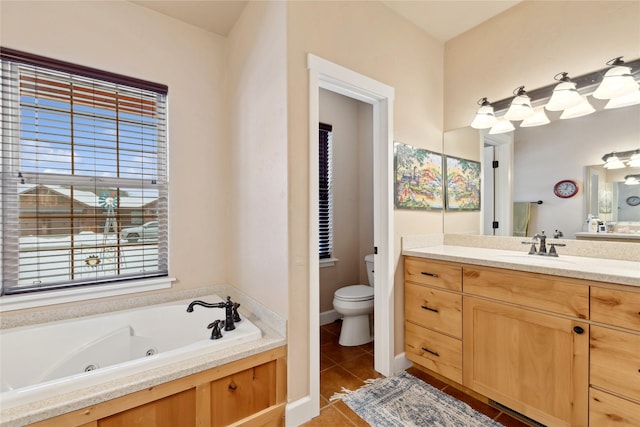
[305,53,395,420]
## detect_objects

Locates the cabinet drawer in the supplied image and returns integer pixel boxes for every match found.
[405,321,462,383]
[590,325,640,402]
[463,267,589,318]
[590,387,640,427]
[591,287,640,332]
[404,257,462,291]
[405,282,462,338]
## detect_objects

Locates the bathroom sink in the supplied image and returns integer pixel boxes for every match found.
[493,253,576,266]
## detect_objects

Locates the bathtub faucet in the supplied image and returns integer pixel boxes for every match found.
[186,296,242,332]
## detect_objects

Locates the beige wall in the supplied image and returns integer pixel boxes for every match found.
[318,89,374,314]
[445,0,640,131]
[287,0,444,401]
[0,1,231,290]
[226,1,289,317]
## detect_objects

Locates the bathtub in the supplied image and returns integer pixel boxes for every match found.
[0,295,262,411]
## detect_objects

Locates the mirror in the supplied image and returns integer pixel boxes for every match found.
[443,102,640,239]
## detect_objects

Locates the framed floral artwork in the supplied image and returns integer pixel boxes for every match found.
[394,142,443,210]
[445,155,481,210]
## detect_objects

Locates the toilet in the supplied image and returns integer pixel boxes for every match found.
[332,254,375,346]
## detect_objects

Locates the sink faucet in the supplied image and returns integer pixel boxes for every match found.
[534,231,547,255]
[523,230,566,257]
[187,296,242,332]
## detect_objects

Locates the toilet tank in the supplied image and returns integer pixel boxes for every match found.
[364,254,375,286]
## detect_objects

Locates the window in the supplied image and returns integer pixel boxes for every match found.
[319,123,333,259]
[1,48,168,295]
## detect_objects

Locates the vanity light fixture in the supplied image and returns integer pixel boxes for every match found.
[602,149,640,169]
[602,153,626,169]
[624,174,640,185]
[489,118,515,134]
[545,72,584,111]
[593,57,640,100]
[520,107,550,127]
[504,86,535,121]
[559,96,595,119]
[470,97,498,129]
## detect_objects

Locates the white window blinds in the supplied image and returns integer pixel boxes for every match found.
[319,123,333,259]
[1,48,168,294]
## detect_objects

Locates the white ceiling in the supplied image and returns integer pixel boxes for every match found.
[131,0,521,42]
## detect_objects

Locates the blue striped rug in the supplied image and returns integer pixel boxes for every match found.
[333,371,503,427]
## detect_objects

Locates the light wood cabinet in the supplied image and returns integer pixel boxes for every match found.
[589,387,640,427]
[30,346,287,427]
[404,257,463,384]
[463,296,589,427]
[404,282,462,338]
[589,286,640,426]
[404,257,462,291]
[463,266,589,318]
[591,287,640,332]
[590,325,640,403]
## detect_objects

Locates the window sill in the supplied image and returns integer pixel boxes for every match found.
[319,258,339,268]
[0,277,176,312]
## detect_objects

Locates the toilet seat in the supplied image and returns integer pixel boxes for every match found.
[334,285,374,302]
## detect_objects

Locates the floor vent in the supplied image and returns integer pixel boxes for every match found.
[488,399,547,427]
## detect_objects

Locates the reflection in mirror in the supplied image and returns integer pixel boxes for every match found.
[443,103,640,239]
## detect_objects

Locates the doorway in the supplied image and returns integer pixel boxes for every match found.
[307,54,395,421]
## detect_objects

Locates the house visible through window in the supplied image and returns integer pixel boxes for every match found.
[319,123,333,259]
[0,48,168,295]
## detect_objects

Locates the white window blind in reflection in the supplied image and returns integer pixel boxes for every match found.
[319,123,333,259]
[1,49,168,294]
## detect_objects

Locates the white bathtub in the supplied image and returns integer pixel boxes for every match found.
[0,295,262,411]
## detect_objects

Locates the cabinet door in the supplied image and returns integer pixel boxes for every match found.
[463,297,589,427]
[590,387,640,427]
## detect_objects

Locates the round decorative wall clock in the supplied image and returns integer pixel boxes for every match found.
[626,196,640,206]
[553,180,578,198]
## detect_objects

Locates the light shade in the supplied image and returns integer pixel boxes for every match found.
[470,98,498,129]
[504,86,535,121]
[559,96,595,119]
[603,153,626,169]
[489,118,515,135]
[605,89,640,109]
[624,175,640,185]
[593,58,639,99]
[628,151,640,167]
[520,108,550,127]
[545,75,584,111]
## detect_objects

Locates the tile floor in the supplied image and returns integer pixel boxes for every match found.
[301,321,534,426]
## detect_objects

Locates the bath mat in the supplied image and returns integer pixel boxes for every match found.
[331,371,503,427]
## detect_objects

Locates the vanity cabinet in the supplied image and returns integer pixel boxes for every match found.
[30,346,287,427]
[463,296,589,427]
[404,258,463,383]
[589,287,640,426]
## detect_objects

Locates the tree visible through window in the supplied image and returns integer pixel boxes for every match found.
[1,48,168,294]
[319,123,333,259]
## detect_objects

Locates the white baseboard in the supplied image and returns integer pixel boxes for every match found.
[319,309,342,326]
[394,351,412,373]
[285,395,317,427]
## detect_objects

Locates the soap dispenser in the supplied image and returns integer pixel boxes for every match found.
[589,217,599,233]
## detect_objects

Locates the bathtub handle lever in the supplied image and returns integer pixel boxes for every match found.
[207,320,225,340]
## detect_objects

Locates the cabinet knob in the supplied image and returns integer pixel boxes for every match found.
[228,381,238,392]
[573,326,585,334]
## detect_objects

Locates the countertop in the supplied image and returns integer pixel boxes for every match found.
[403,245,640,287]
[575,231,640,240]
[0,285,286,427]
